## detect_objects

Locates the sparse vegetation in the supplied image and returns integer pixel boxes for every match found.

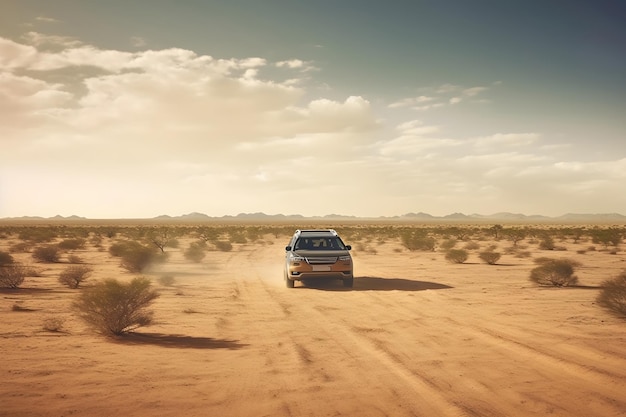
[464,241,480,250]
[479,251,501,265]
[214,240,233,252]
[0,265,28,288]
[445,249,469,264]
[538,235,555,250]
[158,275,176,286]
[529,258,581,287]
[400,230,436,251]
[596,271,626,318]
[32,245,61,263]
[0,251,14,266]
[109,241,159,272]
[42,316,66,332]
[73,277,160,336]
[184,242,206,262]
[58,238,87,250]
[58,265,93,288]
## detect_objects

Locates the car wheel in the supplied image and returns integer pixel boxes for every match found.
[343,278,353,288]
[285,272,295,288]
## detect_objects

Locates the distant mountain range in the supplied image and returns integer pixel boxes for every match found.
[2,212,626,223]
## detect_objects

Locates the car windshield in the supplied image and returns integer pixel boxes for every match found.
[295,237,346,250]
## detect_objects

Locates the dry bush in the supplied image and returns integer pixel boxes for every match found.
[12,302,31,311]
[538,235,555,250]
[73,277,159,336]
[58,265,93,289]
[401,230,436,251]
[58,238,86,250]
[440,239,457,251]
[214,240,233,252]
[9,242,31,253]
[0,251,14,266]
[158,275,176,286]
[479,251,501,265]
[464,241,480,250]
[109,241,159,273]
[68,254,83,264]
[529,258,580,287]
[0,265,28,288]
[596,272,626,318]
[32,245,61,263]
[43,316,66,332]
[445,249,469,264]
[184,242,206,263]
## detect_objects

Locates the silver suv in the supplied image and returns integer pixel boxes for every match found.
[284,229,353,288]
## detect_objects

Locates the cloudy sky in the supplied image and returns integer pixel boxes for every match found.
[1,1,625,218]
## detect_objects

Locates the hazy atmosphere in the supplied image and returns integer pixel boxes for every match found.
[1,1,625,218]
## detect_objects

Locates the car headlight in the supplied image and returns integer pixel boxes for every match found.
[338,256,351,261]
[290,255,305,262]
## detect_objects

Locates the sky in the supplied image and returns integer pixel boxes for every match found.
[1,0,625,218]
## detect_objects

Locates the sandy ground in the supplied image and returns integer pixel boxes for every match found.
[1,228,626,417]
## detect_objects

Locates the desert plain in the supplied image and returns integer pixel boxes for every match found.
[1,221,625,417]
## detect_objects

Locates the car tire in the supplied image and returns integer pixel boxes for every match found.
[343,278,353,288]
[285,272,295,288]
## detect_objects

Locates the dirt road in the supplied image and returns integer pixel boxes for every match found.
[2,238,626,416]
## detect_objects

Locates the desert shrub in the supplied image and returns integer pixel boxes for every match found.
[58,238,86,250]
[43,316,65,332]
[158,275,176,286]
[445,249,469,264]
[479,251,501,265]
[538,235,555,250]
[109,241,158,272]
[120,245,158,273]
[400,230,436,251]
[73,277,159,336]
[464,241,480,250]
[0,251,14,266]
[230,233,247,244]
[108,240,139,257]
[68,254,83,264]
[89,235,103,247]
[0,265,28,288]
[529,258,580,287]
[9,242,31,253]
[440,239,457,251]
[58,265,93,289]
[32,245,61,263]
[214,240,233,252]
[184,242,206,263]
[18,228,57,243]
[591,228,622,248]
[596,272,626,318]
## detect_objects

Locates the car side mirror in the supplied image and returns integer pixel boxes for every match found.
[346,245,351,250]
[285,246,292,251]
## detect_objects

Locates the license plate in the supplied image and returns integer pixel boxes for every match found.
[312,265,331,271]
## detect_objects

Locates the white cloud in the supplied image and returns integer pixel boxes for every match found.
[35,16,60,23]
[0,34,623,218]
[391,83,491,112]
[473,133,540,148]
[0,38,38,69]
[22,31,81,49]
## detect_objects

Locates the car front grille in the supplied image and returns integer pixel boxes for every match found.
[305,257,338,265]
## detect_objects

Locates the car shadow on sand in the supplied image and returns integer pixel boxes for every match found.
[114,332,248,350]
[299,276,453,292]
